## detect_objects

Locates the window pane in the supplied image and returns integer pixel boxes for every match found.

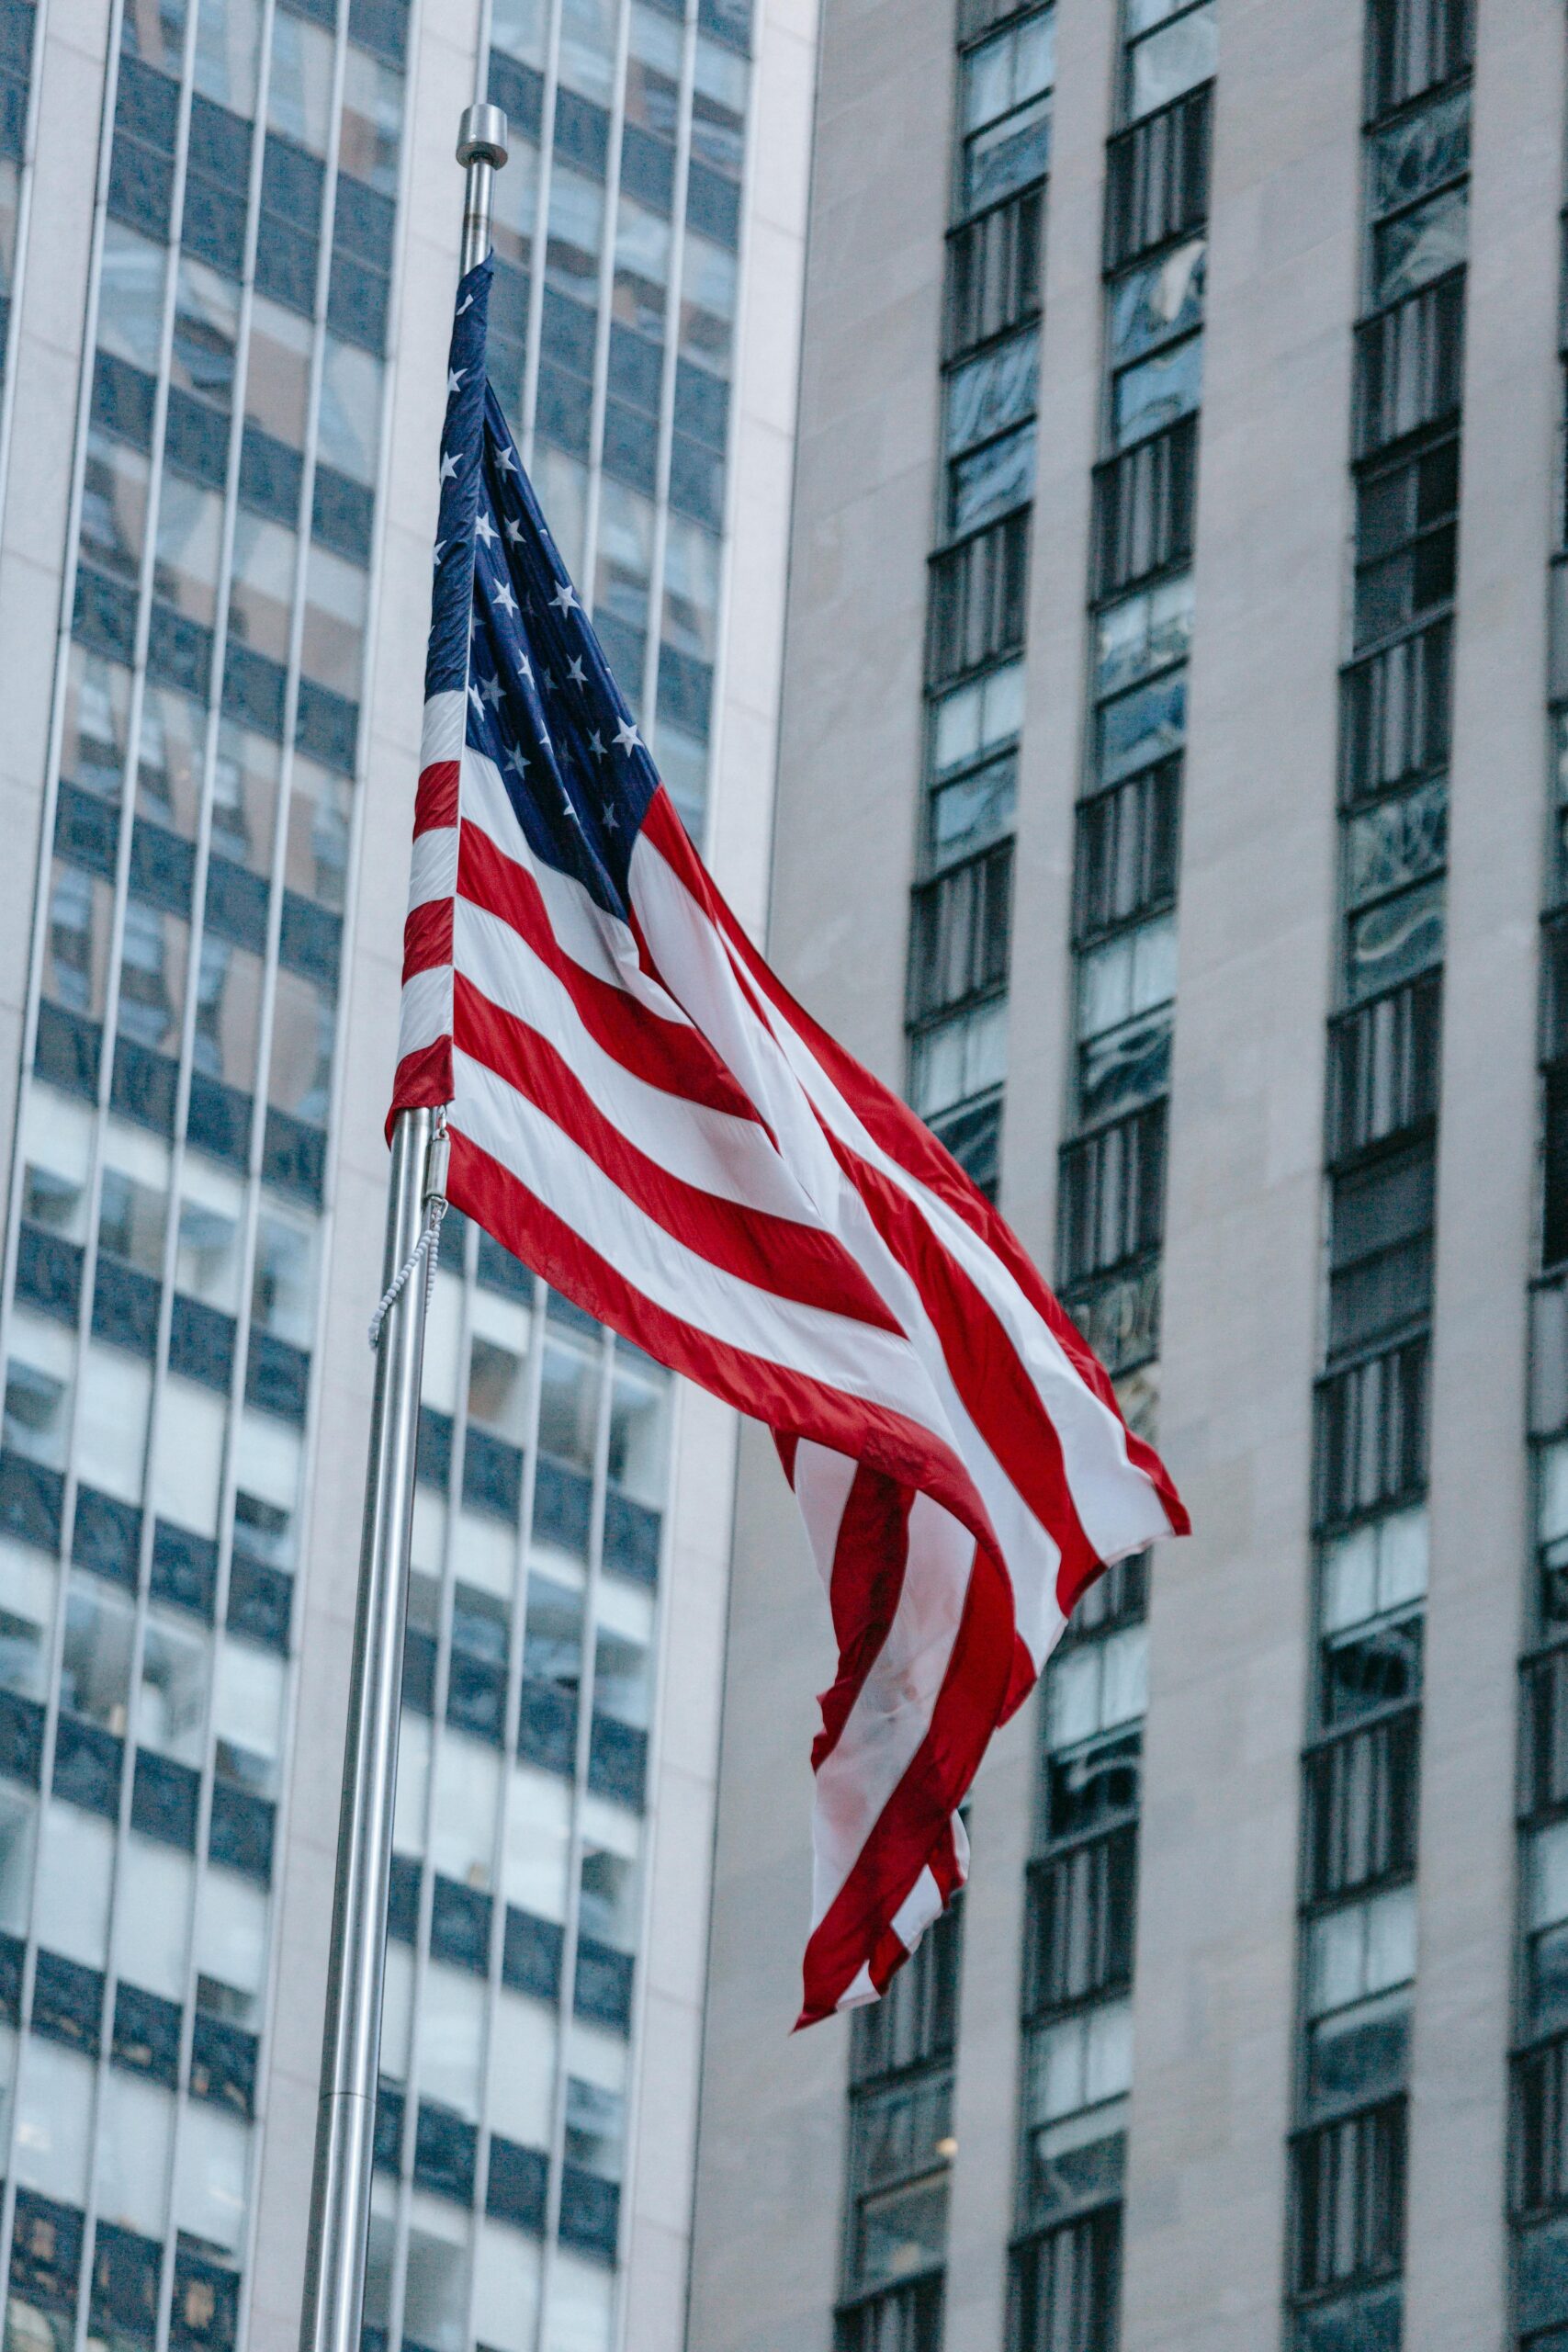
[1108,238,1205,368]
[1371,182,1468,309]
[137,683,207,835]
[1129,5,1214,118]
[1113,333,1202,449]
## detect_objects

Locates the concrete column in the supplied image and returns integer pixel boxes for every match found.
[1403,5,1565,2345]
[1122,3,1362,2346]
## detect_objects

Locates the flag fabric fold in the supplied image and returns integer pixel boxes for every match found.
[393,258,1189,2027]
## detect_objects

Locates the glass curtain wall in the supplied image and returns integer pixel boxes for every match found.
[1008,8,1213,2344]
[1285,4,1473,2346]
[361,1,756,2348]
[0,2,412,2348]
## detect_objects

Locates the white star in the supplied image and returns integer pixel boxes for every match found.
[549,581,580,616]
[604,804,621,833]
[567,656,586,687]
[560,793,582,826]
[588,730,606,761]
[479,673,503,711]
[439,449,460,484]
[505,743,530,783]
[457,293,474,315]
[447,366,465,396]
[517,652,534,684]
[493,580,518,617]
[542,671,556,695]
[614,718,641,756]
[432,541,446,569]
[474,510,497,548]
[493,446,517,474]
[468,682,484,718]
[505,516,525,547]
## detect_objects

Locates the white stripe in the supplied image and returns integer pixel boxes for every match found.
[890,1865,942,1950]
[792,1442,858,1595]
[450,1048,964,1433]
[421,689,466,770]
[408,825,457,913]
[398,964,453,1061]
[808,1490,973,1928]
[836,1963,878,2011]
[453,898,814,1219]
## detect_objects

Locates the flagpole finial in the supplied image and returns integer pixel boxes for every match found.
[457,101,509,170]
[457,103,509,276]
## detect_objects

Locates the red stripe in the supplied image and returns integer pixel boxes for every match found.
[414,758,460,835]
[812,1468,914,1770]
[452,973,908,1335]
[388,1036,454,1136]
[403,896,453,983]
[457,817,761,1123]
[444,1125,1002,1549]
[796,1532,1014,2026]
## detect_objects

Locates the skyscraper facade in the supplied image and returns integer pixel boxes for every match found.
[0,4,813,2352]
[687,2,1568,2350]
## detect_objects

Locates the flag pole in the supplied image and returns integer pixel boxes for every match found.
[297,101,509,2352]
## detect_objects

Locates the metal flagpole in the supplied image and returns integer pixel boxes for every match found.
[298,101,509,2352]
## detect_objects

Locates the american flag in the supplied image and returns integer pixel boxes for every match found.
[393,260,1189,2026]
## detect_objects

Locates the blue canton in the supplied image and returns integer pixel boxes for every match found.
[428,257,660,922]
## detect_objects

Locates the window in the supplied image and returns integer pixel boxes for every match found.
[1326,970,1441,1165]
[1529,1820,1568,2036]
[1292,2098,1406,2301]
[945,184,1043,361]
[1354,272,1465,459]
[1318,1508,1426,1724]
[1103,80,1211,272]
[1026,1825,1137,2016]
[1352,435,1459,650]
[927,510,1030,688]
[908,842,1012,1025]
[1073,763,1180,946]
[958,10,1054,215]
[1314,1343,1427,1558]
[909,996,1008,1125]
[1367,0,1472,122]
[844,2074,953,2297]
[1057,1102,1166,1288]
[945,331,1038,535]
[1367,86,1469,311]
[1123,0,1214,124]
[1013,2209,1121,2352]
[927,658,1023,868]
[1325,1141,1435,1358]
[852,1904,961,2084]
[1092,416,1196,600]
